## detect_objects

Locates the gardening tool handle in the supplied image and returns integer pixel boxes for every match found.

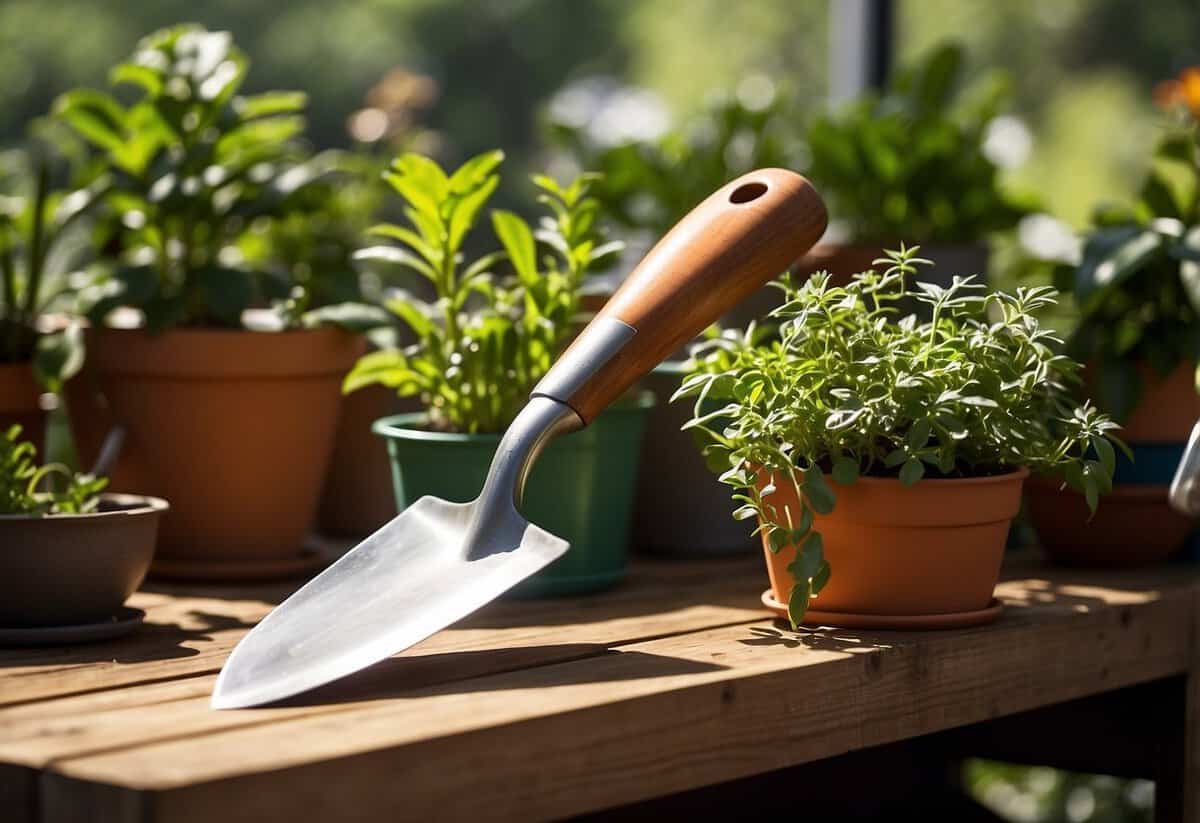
[533,168,827,423]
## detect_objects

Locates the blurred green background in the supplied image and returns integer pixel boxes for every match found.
[1,2,1193,820]
[1,0,1195,226]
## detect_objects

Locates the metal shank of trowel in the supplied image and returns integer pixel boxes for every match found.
[468,168,829,524]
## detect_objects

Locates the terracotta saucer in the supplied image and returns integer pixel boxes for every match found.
[0,607,146,647]
[760,590,1004,630]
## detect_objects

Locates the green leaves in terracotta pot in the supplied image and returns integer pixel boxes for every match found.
[1042,119,1200,422]
[55,25,353,331]
[805,43,1033,243]
[677,246,1122,628]
[0,425,106,515]
[345,151,621,433]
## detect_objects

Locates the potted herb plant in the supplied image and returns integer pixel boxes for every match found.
[57,26,371,580]
[0,425,166,644]
[801,43,1030,289]
[678,247,1119,629]
[1025,72,1200,566]
[0,149,102,450]
[347,151,653,595]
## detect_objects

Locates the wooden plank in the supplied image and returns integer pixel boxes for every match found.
[0,556,764,707]
[0,571,769,769]
[37,576,1194,822]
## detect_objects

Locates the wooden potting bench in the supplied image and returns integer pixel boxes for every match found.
[2,549,1199,821]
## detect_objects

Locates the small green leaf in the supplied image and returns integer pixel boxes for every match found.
[802,469,836,515]
[1091,436,1116,478]
[786,578,812,630]
[899,458,925,486]
[492,210,537,285]
[811,560,831,594]
[448,149,504,193]
[32,323,85,392]
[906,419,932,448]
[831,455,859,486]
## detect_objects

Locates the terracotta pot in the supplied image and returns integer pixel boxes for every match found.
[1026,478,1190,568]
[316,384,409,536]
[760,467,1026,620]
[1083,360,1200,443]
[0,361,46,453]
[66,327,362,580]
[0,493,166,627]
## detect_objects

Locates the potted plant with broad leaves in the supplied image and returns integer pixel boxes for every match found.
[547,87,802,556]
[0,425,166,644]
[346,150,653,595]
[56,25,377,580]
[801,42,1032,289]
[678,247,1120,629]
[0,148,102,450]
[1024,71,1200,565]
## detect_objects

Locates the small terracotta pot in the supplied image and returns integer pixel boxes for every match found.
[0,361,46,453]
[0,493,166,627]
[759,467,1027,620]
[1026,478,1190,568]
[1083,360,1200,443]
[66,327,362,580]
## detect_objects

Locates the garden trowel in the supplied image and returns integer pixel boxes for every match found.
[213,168,827,709]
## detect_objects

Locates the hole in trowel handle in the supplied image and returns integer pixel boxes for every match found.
[729,181,768,204]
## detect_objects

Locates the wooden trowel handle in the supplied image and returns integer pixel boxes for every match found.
[534,168,827,424]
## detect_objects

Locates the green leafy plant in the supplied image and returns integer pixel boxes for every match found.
[343,150,620,433]
[547,85,802,235]
[0,149,101,380]
[677,247,1121,627]
[0,425,106,515]
[1043,98,1200,422]
[805,43,1031,244]
[54,24,349,331]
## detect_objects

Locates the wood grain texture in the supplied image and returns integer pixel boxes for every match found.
[2,562,1196,822]
[566,169,827,421]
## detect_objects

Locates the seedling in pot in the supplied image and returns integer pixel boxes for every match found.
[344,151,622,433]
[0,425,106,515]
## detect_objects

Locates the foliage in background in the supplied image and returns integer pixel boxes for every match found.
[343,151,620,433]
[965,760,1153,823]
[547,84,803,236]
[238,150,387,318]
[806,43,1032,244]
[0,149,100,369]
[0,425,106,515]
[1037,75,1200,422]
[678,247,1120,627]
[55,24,359,331]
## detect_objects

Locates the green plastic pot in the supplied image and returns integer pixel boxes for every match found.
[373,392,654,596]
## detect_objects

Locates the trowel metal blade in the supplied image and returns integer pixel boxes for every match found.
[212,496,566,709]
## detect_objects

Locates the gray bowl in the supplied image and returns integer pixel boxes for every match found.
[0,493,167,627]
